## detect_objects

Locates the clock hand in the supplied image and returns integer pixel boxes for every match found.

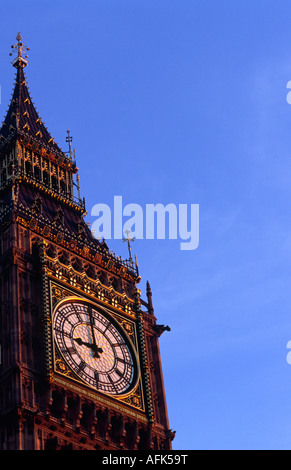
[87,306,103,358]
[74,337,92,348]
[91,342,103,358]
[74,337,103,358]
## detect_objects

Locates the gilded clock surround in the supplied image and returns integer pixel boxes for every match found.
[50,289,144,411]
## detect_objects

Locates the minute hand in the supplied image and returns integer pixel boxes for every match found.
[88,307,103,358]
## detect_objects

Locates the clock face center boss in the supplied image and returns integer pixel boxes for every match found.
[53,298,138,396]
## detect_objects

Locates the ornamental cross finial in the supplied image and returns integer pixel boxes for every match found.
[9,33,30,68]
[123,228,135,264]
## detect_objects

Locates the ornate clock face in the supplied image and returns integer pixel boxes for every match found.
[53,299,138,396]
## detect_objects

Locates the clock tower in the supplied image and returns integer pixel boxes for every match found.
[0,34,174,450]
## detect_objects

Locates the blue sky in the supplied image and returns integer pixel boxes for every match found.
[2,0,291,450]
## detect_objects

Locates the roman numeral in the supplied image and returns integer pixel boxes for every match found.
[55,328,71,338]
[67,347,76,355]
[111,342,125,348]
[71,303,83,322]
[76,360,86,375]
[107,374,118,393]
[102,322,109,334]
[117,357,132,366]
[95,372,99,388]
[115,368,123,378]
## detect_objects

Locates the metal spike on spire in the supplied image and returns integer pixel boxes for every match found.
[65,129,76,163]
[123,228,135,266]
[9,33,30,68]
[66,129,73,156]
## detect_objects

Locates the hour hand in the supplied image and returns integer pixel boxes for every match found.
[74,337,103,358]
[74,337,91,348]
[91,343,103,358]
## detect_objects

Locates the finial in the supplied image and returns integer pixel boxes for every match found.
[66,129,73,157]
[76,173,81,201]
[135,253,140,277]
[146,280,152,296]
[123,228,135,266]
[65,129,76,163]
[9,33,30,68]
